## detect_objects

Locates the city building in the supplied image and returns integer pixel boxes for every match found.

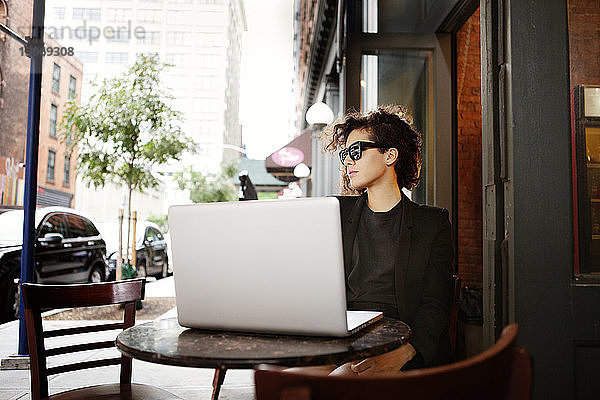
[0,0,81,209]
[41,0,247,222]
[37,34,83,207]
[43,0,247,174]
[296,0,600,397]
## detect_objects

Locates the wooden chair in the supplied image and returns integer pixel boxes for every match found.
[254,323,532,400]
[22,279,181,400]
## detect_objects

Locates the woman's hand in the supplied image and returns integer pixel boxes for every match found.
[350,343,417,376]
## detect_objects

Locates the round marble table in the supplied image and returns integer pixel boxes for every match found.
[116,317,411,399]
[116,317,411,369]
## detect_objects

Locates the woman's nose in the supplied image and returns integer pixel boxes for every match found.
[343,155,355,167]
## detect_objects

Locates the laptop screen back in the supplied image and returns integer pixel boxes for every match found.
[168,197,350,336]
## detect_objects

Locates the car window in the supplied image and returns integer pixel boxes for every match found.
[145,228,157,242]
[151,228,163,240]
[82,217,100,236]
[65,214,92,238]
[39,214,68,238]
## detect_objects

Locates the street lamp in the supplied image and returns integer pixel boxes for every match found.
[293,162,311,178]
[306,101,334,128]
[305,102,334,197]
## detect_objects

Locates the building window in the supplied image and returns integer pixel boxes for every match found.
[107,8,132,22]
[69,76,76,100]
[105,52,129,64]
[0,0,8,41]
[52,63,61,93]
[75,51,98,63]
[63,155,70,186]
[166,31,189,46]
[47,150,56,182]
[106,29,130,43]
[137,9,162,23]
[50,104,57,137]
[137,31,161,45]
[0,1,7,32]
[73,8,101,21]
[54,7,65,19]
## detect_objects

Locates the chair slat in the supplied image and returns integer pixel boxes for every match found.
[44,323,123,338]
[45,340,116,357]
[46,357,122,376]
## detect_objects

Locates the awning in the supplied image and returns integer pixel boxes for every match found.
[265,129,312,182]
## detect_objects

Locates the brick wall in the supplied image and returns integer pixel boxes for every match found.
[0,0,82,208]
[0,0,31,206]
[456,8,483,288]
[0,0,32,164]
[568,0,600,88]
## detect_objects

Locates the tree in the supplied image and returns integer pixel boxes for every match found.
[61,54,194,273]
[175,160,238,203]
[147,213,168,233]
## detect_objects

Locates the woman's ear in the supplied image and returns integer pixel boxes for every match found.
[386,148,399,166]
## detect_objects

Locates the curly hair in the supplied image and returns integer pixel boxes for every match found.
[322,105,422,195]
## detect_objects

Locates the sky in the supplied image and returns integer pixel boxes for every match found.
[239,0,297,160]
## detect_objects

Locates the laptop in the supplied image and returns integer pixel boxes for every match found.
[168,197,382,337]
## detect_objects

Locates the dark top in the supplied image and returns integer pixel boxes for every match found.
[336,192,453,368]
[115,317,411,369]
[347,200,402,319]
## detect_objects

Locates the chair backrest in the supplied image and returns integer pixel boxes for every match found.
[255,323,532,400]
[22,279,146,400]
[449,273,461,356]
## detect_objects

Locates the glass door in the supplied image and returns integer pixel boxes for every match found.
[360,49,433,203]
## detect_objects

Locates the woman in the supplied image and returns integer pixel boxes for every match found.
[323,105,454,375]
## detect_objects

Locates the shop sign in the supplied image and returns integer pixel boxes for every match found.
[0,157,25,206]
[272,147,304,167]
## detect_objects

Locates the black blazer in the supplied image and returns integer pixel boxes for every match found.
[336,192,453,367]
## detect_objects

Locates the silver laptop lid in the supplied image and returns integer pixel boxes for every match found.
[168,197,350,336]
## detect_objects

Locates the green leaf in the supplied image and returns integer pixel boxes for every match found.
[59,53,195,197]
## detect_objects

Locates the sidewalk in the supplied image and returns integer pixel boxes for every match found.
[0,278,255,400]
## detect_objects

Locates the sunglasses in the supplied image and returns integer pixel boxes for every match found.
[339,141,388,164]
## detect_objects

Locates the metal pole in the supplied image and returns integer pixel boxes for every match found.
[18,0,46,356]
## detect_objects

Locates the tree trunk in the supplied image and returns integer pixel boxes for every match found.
[116,208,124,280]
[125,185,132,262]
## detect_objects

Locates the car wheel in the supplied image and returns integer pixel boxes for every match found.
[89,265,104,283]
[1,272,20,322]
[137,261,147,278]
[160,258,168,279]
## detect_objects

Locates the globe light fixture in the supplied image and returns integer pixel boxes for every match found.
[293,162,311,178]
[306,101,334,126]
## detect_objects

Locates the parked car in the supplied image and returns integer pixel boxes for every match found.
[97,222,170,280]
[0,207,108,322]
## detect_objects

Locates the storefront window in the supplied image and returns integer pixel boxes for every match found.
[574,86,600,274]
[360,0,459,33]
[569,1,600,275]
[360,49,432,204]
